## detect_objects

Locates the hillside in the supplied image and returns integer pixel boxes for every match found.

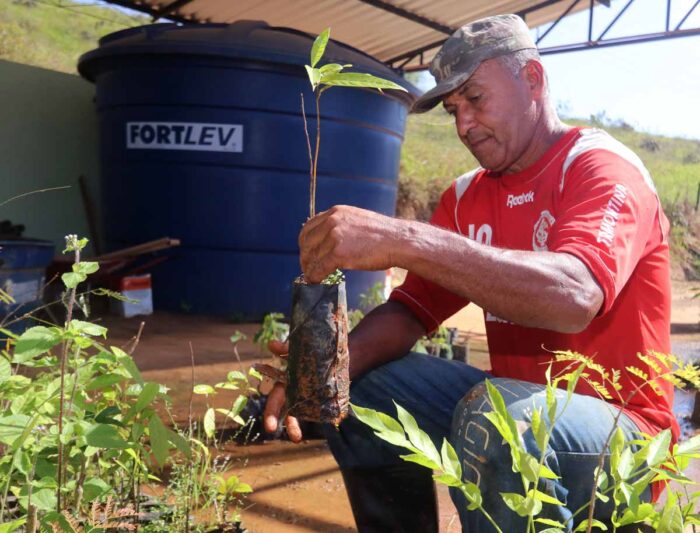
[0,0,146,74]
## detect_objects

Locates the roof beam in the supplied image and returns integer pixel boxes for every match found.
[356,0,456,35]
[100,0,192,23]
[153,0,197,21]
[539,25,700,53]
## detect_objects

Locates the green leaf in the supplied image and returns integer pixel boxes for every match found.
[204,407,216,438]
[193,384,216,395]
[82,477,110,502]
[616,502,654,526]
[248,367,263,381]
[440,439,462,480]
[62,271,86,289]
[12,450,31,475]
[69,320,107,337]
[227,370,246,382]
[73,261,99,275]
[529,488,564,506]
[502,492,542,517]
[399,452,441,471]
[433,472,463,487]
[657,492,683,533]
[573,519,608,531]
[85,372,127,391]
[462,483,482,510]
[233,482,253,494]
[231,395,248,418]
[485,380,508,419]
[519,453,540,483]
[610,426,625,476]
[351,403,411,449]
[646,429,671,466]
[321,72,407,91]
[319,63,349,78]
[168,429,191,458]
[13,326,61,362]
[305,65,321,90]
[617,447,634,480]
[395,402,441,466]
[546,382,557,424]
[0,357,11,383]
[0,518,26,533]
[310,27,330,67]
[85,423,130,449]
[30,488,58,511]
[125,382,160,420]
[149,416,170,467]
[0,414,32,446]
[112,346,143,384]
[531,406,547,452]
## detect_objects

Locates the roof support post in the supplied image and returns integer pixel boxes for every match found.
[536,0,582,44]
[597,0,635,41]
[676,0,700,30]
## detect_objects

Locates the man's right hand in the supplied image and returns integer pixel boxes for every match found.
[263,339,303,443]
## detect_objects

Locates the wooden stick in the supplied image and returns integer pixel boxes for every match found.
[94,237,180,262]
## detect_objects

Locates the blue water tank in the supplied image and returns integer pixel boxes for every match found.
[0,240,55,332]
[78,21,417,319]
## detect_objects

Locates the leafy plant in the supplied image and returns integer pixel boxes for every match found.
[302,27,407,219]
[0,236,188,532]
[353,351,700,533]
[252,314,288,351]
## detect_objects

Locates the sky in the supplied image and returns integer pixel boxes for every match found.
[411,0,700,140]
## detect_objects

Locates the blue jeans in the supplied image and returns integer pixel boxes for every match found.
[324,353,646,532]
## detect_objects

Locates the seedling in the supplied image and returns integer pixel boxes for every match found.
[286,29,407,424]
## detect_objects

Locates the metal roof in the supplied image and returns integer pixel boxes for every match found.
[103,0,607,69]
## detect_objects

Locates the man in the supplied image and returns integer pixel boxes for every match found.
[265,13,676,532]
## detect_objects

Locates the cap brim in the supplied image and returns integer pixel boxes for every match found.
[410,70,473,114]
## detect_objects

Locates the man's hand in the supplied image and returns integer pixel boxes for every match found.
[299,205,405,283]
[263,340,303,443]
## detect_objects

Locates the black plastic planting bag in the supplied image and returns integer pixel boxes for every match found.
[287,281,350,424]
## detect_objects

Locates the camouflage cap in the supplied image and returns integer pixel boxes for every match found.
[411,14,536,114]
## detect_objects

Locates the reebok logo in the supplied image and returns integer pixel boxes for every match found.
[506,191,534,208]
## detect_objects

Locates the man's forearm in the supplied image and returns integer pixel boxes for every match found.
[392,220,603,333]
[348,300,425,379]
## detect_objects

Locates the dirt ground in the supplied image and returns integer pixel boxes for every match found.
[102,280,700,532]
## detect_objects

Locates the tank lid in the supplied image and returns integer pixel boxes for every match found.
[78,21,417,96]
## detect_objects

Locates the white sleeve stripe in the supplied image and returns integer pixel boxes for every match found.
[392,288,440,330]
[560,128,657,194]
[560,128,666,242]
[454,167,481,235]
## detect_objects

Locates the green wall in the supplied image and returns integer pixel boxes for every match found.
[0,59,101,255]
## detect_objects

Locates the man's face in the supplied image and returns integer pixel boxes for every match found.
[442,58,537,173]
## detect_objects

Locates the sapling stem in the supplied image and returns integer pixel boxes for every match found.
[311,90,322,218]
[300,93,314,219]
[57,244,80,513]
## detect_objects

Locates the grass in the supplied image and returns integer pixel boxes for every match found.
[0,0,145,74]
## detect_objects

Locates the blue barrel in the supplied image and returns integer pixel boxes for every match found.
[0,240,55,332]
[78,21,417,319]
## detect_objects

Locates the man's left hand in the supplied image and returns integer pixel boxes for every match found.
[299,205,403,283]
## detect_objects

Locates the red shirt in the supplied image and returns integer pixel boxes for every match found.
[390,127,677,443]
